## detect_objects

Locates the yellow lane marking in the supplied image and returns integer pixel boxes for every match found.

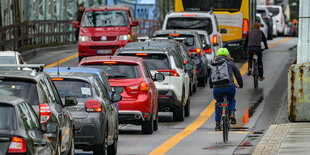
[208,131,249,134]
[44,53,78,68]
[149,37,291,155]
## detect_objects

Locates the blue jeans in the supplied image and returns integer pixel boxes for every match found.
[213,86,236,123]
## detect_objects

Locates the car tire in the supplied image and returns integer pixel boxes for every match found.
[78,56,83,62]
[185,97,191,117]
[189,82,193,96]
[173,90,185,122]
[108,126,118,155]
[197,75,206,87]
[193,81,197,92]
[153,112,159,131]
[68,132,75,155]
[142,115,154,134]
[93,128,108,155]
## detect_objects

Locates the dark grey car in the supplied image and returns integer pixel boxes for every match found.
[0,96,54,155]
[47,72,121,155]
[0,68,76,155]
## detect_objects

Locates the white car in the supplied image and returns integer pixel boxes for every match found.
[0,51,26,69]
[162,11,223,52]
[195,30,216,70]
[256,14,268,38]
[115,45,192,121]
[272,16,278,37]
[266,5,285,35]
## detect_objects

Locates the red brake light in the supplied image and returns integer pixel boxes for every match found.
[183,60,187,64]
[213,35,218,44]
[157,70,179,77]
[182,14,197,17]
[85,100,102,112]
[242,19,249,38]
[169,34,180,37]
[189,48,203,56]
[103,61,116,64]
[261,24,264,27]
[39,103,51,124]
[204,48,212,53]
[8,137,26,153]
[51,77,64,81]
[196,70,199,74]
[140,82,149,91]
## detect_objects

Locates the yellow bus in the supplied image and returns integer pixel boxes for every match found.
[175,0,257,60]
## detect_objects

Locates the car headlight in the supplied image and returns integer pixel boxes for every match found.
[79,36,89,42]
[119,35,131,41]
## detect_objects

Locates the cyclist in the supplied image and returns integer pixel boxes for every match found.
[209,48,243,131]
[244,23,269,81]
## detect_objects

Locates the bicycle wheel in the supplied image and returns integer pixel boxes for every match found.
[223,117,229,143]
[253,62,258,88]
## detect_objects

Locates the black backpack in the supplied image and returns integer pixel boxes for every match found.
[210,59,230,85]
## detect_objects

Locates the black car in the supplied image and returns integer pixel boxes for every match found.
[0,65,77,155]
[0,96,54,155]
[125,40,198,95]
[46,70,121,155]
[153,30,208,86]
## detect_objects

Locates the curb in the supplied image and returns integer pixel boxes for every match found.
[21,44,77,61]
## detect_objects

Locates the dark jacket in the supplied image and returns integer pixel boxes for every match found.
[209,56,243,88]
[75,9,85,24]
[244,29,268,49]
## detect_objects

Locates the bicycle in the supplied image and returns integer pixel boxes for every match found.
[250,49,265,88]
[220,95,230,143]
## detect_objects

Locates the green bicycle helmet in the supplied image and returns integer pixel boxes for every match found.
[217,48,230,56]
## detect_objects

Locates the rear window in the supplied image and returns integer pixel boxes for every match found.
[267,7,280,16]
[0,105,16,130]
[257,10,267,17]
[156,34,197,49]
[82,10,128,27]
[82,64,141,79]
[166,17,213,34]
[119,54,170,70]
[0,56,17,70]
[0,80,38,105]
[181,0,242,12]
[53,79,93,98]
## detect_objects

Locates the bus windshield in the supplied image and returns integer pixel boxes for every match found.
[181,0,242,12]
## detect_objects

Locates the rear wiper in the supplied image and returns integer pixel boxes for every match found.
[108,75,127,79]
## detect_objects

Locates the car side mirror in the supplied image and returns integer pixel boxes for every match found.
[111,94,122,102]
[153,73,165,82]
[203,44,212,50]
[220,28,227,34]
[73,21,80,28]
[65,96,78,107]
[185,63,193,71]
[45,123,58,133]
[112,87,123,94]
[132,21,139,27]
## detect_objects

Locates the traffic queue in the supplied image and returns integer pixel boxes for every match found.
[0,3,290,154]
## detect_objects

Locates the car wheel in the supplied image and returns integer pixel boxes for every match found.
[78,56,83,62]
[185,97,191,117]
[197,75,206,87]
[153,112,159,131]
[68,132,75,155]
[142,114,154,134]
[173,91,185,121]
[193,81,197,92]
[189,82,193,96]
[93,128,108,155]
[108,126,118,155]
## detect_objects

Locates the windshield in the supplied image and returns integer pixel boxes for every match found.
[82,64,141,79]
[0,80,39,105]
[53,79,93,98]
[181,0,242,12]
[0,105,15,130]
[267,7,280,16]
[82,10,128,27]
[167,17,212,34]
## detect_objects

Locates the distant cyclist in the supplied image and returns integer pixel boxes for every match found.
[209,48,243,131]
[244,23,269,81]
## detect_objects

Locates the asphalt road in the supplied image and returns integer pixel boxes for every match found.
[27,37,297,155]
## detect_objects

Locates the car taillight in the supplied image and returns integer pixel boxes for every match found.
[85,100,102,112]
[140,82,149,91]
[183,60,187,64]
[213,35,218,44]
[204,48,212,53]
[261,24,264,27]
[39,103,51,124]
[8,137,26,153]
[242,19,249,38]
[196,70,199,74]
[157,70,179,77]
[189,48,203,56]
[263,17,269,21]
[127,85,139,94]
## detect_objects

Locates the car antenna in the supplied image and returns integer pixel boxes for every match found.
[57,60,60,76]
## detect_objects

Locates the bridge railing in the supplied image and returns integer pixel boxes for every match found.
[0,19,160,51]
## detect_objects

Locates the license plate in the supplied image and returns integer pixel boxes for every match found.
[97,50,112,54]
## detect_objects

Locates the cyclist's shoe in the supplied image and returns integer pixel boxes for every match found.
[247,69,252,76]
[215,122,221,131]
[259,76,265,81]
[229,111,237,124]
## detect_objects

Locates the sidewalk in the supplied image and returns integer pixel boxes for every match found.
[252,123,310,155]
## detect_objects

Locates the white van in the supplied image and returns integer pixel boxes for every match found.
[266,5,285,35]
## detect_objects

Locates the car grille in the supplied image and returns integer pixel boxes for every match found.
[89,45,119,49]
[91,36,117,42]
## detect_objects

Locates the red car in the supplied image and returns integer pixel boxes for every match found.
[79,56,165,134]
[74,5,139,61]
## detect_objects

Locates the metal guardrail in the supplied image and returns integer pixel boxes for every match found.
[0,19,160,51]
